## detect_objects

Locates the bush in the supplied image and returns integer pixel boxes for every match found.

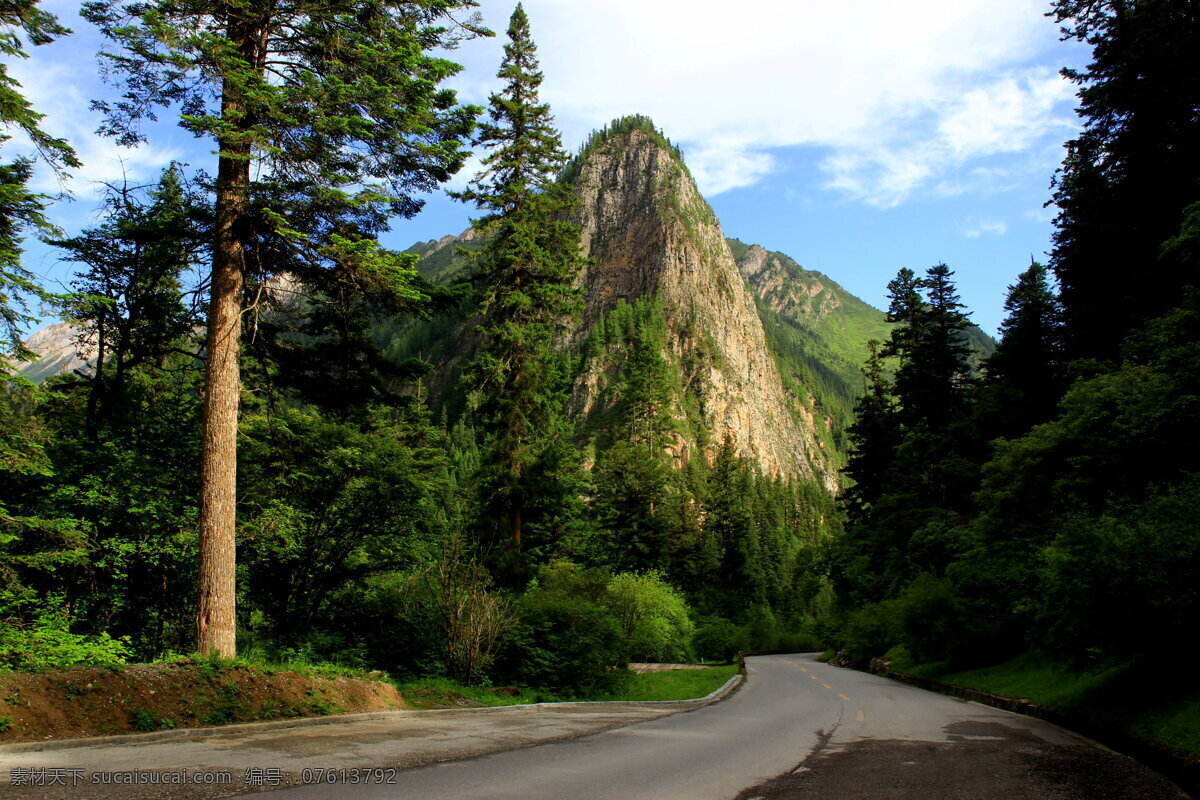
[1038,482,1200,664]
[0,609,131,671]
[605,571,694,662]
[839,600,902,667]
[896,574,961,664]
[692,617,749,662]
[497,562,626,696]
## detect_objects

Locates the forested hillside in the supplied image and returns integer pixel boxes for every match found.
[1,5,840,697]
[1,0,1196,765]
[826,0,1200,760]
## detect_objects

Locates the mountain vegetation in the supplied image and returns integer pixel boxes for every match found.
[822,0,1200,759]
[0,0,1195,762]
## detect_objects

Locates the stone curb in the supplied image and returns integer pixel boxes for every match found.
[0,673,744,755]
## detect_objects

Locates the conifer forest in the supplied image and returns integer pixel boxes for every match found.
[1,0,1199,786]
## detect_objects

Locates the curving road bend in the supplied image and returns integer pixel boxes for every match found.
[261,654,1189,800]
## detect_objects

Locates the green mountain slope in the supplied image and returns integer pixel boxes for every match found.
[729,240,997,464]
[378,118,996,477]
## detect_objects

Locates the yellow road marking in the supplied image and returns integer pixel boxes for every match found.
[838,693,850,701]
[800,667,808,672]
[856,710,865,722]
[821,683,832,689]
[810,675,818,680]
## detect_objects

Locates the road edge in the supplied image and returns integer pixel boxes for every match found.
[0,674,745,755]
[879,668,1198,798]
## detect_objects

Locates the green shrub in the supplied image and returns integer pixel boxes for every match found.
[692,618,749,662]
[840,600,902,667]
[0,609,131,671]
[1039,482,1200,664]
[605,571,694,662]
[498,562,626,696]
[129,708,158,732]
[896,574,961,664]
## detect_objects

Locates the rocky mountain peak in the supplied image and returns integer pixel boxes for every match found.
[737,244,772,280]
[10,322,95,383]
[567,119,838,490]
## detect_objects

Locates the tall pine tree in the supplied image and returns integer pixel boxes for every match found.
[978,261,1063,439]
[456,3,585,575]
[1049,0,1200,362]
[85,0,483,656]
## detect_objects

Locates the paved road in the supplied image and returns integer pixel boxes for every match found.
[0,704,674,800]
[258,653,1190,800]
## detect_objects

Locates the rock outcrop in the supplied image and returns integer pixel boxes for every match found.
[567,126,837,490]
[10,322,94,383]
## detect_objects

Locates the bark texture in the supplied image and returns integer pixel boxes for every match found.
[195,79,251,658]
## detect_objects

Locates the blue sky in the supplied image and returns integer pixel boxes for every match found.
[7,0,1089,335]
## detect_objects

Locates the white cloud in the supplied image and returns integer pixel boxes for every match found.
[449,0,1082,203]
[963,218,1009,239]
[820,71,1076,207]
[684,140,776,196]
[6,0,1085,217]
[4,59,182,208]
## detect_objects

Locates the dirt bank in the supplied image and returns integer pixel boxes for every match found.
[0,662,405,743]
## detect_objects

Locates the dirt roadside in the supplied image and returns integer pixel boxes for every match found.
[0,664,405,744]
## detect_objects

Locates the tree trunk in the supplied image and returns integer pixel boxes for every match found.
[511,504,522,554]
[195,78,251,658]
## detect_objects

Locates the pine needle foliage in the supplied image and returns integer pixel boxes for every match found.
[455,4,585,570]
[1,0,79,372]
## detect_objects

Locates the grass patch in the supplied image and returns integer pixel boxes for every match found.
[155,652,387,682]
[398,665,739,709]
[891,651,1123,710]
[591,665,739,702]
[889,651,1200,759]
[396,677,548,709]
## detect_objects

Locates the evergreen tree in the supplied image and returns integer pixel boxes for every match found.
[842,340,899,517]
[838,265,978,604]
[704,441,766,610]
[84,0,483,655]
[623,326,676,452]
[456,3,585,574]
[0,0,79,372]
[51,167,208,435]
[892,264,973,429]
[978,261,1063,439]
[594,441,672,572]
[1049,0,1200,362]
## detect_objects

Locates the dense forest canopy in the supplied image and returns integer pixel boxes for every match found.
[0,0,1196,730]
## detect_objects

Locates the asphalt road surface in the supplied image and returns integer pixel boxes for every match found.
[258,653,1190,800]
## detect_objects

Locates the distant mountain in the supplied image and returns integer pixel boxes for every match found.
[10,322,95,383]
[729,240,893,458]
[728,241,996,464]
[561,119,836,489]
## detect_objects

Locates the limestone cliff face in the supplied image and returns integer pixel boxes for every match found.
[11,322,94,383]
[737,244,845,321]
[568,129,837,491]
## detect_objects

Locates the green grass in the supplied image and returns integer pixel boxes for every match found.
[397,665,740,709]
[396,677,549,709]
[153,651,389,682]
[891,651,1123,710]
[591,665,739,702]
[889,650,1200,759]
